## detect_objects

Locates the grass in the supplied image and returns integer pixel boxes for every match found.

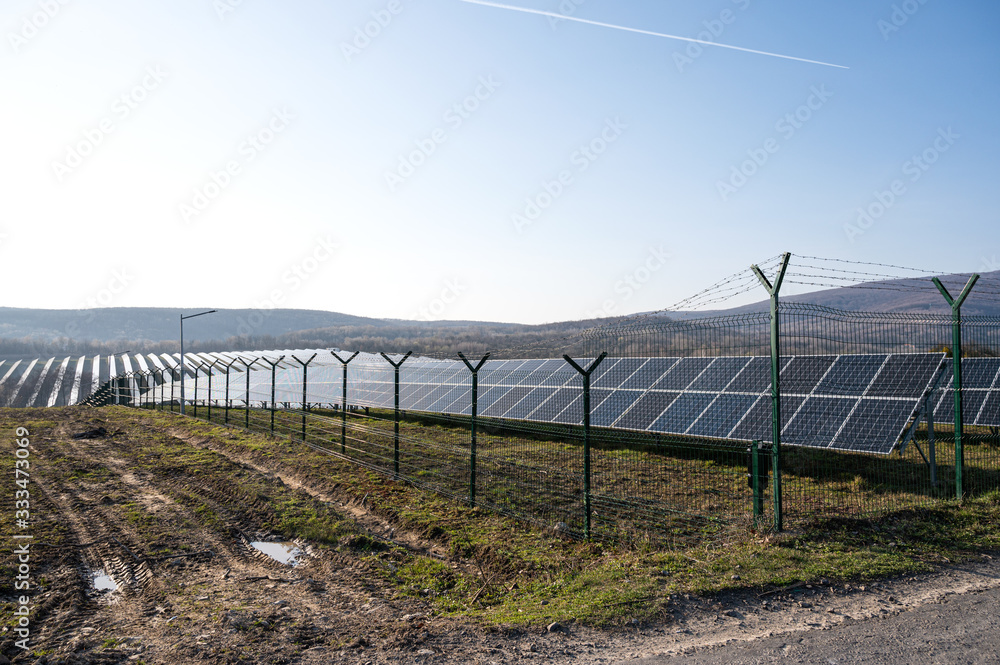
[133,406,1000,625]
[9,405,1000,629]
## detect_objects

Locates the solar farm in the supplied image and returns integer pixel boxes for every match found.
[6,258,1000,544]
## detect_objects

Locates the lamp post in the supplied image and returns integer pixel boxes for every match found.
[180,310,217,415]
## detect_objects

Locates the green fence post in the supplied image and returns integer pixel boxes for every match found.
[564,352,608,541]
[749,441,767,522]
[192,364,200,418]
[205,360,219,423]
[292,354,317,442]
[238,357,257,429]
[331,351,360,454]
[170,367,175,412]
[459,352,491,508]
[932,274,980,499]
[262,356,285,436]
[751,252,790,532]
[381,352,413,479]
[223,362,232,425]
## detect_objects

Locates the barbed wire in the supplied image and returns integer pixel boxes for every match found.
[454,253,1000,359]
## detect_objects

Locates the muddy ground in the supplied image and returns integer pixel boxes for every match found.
[2,407,998,664]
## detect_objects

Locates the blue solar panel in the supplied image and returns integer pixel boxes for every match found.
[933,389,987,424]
[688,357,751,392]
[481,386,533,417]
[780,356,835,394]
[867,354,946,398]
[725,357,773,394]
[614,391,679,431]
[652,357,713,391]
[783,397,857,446]
[529,387,579,421]
[813,355,886,396]
[592,390,643,427]
[686,393,759,438]
[651,393,717,432]
[979,391,1000,427]
[504,387,557,419]
[619,358,679,390]
[331,351,946,455]
[833,398,916,453]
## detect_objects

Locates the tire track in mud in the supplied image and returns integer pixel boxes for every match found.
[166,427,454,562]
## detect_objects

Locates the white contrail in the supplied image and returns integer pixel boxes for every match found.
[455,0,849,70]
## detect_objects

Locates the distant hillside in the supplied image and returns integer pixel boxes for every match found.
[0,307,601,361]
[0,307,392,343]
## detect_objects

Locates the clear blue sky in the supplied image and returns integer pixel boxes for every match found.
[2,0,997,324]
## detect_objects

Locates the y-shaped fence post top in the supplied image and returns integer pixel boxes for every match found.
[458,352,490,373]
[331,350,359,365]
[380,351,413,369]
[932,274,980,311]
[751,252,791,296]
[236,356,258,368]
[563,352,607,377]
[261,355,286,369]
[291,353,318,367]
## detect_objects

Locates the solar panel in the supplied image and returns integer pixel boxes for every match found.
[619,358,679,390]
[780,356,835,394]
[783,396,857,446]
[814,355,886,396]
[688,357,751,392]
[686,393,759,438]
[867,354,945,398]
[500,387,553,419]
[726,356,774,393]
[980,391,1000,427]
[651,357,713,391]
[138,348,941,457]
[833,398,918,453]
[614,391,679,430]
[651,393,717,433]
[591,390,642,427]
[932,389,987,424]
[728,395,806,442]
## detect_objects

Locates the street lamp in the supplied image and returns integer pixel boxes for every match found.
[180,310,217,415]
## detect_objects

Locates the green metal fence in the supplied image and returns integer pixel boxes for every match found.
[112,299,1000,546]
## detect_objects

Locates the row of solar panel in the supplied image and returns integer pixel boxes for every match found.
[329,353,953,454]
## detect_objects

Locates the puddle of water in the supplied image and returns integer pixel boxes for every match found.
[250,541,304,566]
[90,569,117,592]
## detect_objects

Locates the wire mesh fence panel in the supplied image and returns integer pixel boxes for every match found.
[111,297,1000,546]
